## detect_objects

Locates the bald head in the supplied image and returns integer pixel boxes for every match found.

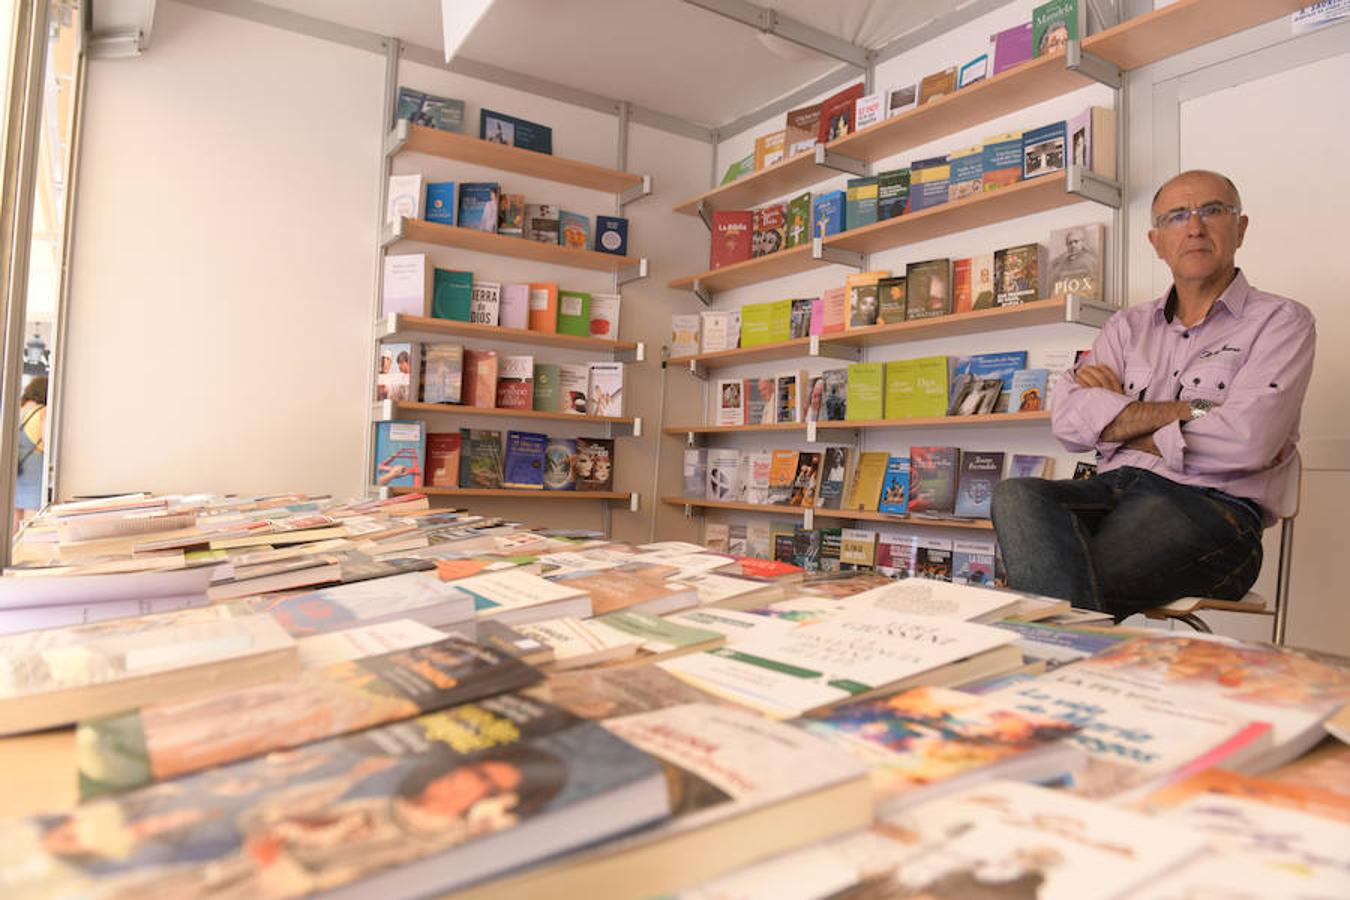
[1151,170,1242,218]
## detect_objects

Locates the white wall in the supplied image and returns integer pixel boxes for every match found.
[62,0,384,499]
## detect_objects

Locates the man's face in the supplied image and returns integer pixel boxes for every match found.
[1148,173,1247,283]
[1064,232,1084,256]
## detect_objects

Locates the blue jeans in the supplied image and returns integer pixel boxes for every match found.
[991,467,1263,618]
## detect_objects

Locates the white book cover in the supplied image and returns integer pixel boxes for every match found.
[558,363,589,415]
[497,354,533,382]
[986,671,1270,799]
[702,523,730,554]
[385,173,423,225]
[589,293,621,341]
[1039,347,1079,411]
[745,521,771,558]
[752,596,851,625]
[728,310,742,348]
[881,781,1208,900]
[854,93,883,129]
[375,342,419,402]
[680,829,908,900]
[587,362,624,417]
[700,310,731,353]
[679,573,765,606]
[450,570,591,617]
[735,451,752,500]
[499,283,530,330]
[295,618,445,667]
[629,551,734,579]
[515,617,640,669]
[671,314,701,358]
[469,281,501,326]
[381,254,428,317]
[683,448,708,498]
[744,451,773,504]
[665,607,798,643]
[843,579,1018,624]
[706,448,741,501]
[661,610,1015,718]
[715,379,745,427]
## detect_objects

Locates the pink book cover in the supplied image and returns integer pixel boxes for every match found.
[991,22,1033,76]
[499,283,530,330]
[822,287,847,334]
[810,297,824,336]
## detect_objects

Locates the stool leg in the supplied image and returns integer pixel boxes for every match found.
[1176,613,1212,634]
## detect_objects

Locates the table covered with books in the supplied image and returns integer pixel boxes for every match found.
[0,491,1347,898]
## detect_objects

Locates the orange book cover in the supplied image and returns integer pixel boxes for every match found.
[528,282,558,333]
[952,257,973,314]
[822,286,848,334]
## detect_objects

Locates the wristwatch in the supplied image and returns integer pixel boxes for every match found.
[1188,398,1216,420]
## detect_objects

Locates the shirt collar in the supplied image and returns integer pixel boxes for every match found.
[1157,268,1250,324]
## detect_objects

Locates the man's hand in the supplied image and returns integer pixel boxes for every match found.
[1122,433,1161,456]
[1074,364,1124,394]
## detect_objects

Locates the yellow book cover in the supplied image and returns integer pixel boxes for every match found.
[839,528,878,566]
[754,129,787,170]
[845,451,890,511]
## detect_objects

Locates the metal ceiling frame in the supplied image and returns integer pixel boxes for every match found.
[678,0,868,68]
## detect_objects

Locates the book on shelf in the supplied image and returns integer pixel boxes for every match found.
[494,354,534,409]
[910,446,960,515]
[981,131,1023,192]
[914,537,954,580]
[789,298,813,339]
[811,190,845,238]
[683,448,707,498]
[788,451,822,507]
[991,21,1033,75]
[876,166,911,219]
[954,451,1005,518]
[715,378,745,427]
[542,437,577,491]
[670,313,700,358]
[1009,453,1054,479]
[525,203,560,244]
[1033,0,1078,57]
[766,450,800,505]
[467,429,504,488]
[918,65,957,105]
[845,176,879,231]
[951,538,997,586]
[816,447,851,510]
[743,451,773,505]
[784,101,821,154]
[817,82,865,142]
[845,450,889,511]
[877,533,917,577]
[821,368,848,420]
[431,267,472,320]
[773,532,796,565]
[457,181,500,232]
[1049,222,1104,301]
[784,191,812,249]
[719,153,753,184]
[8,697,667,898]
[594,215,628,256]
[709,210,753,269]
[845,270,885,329]
[661,610,1019,719]
[883,358,915,420]
[76,635,540,797]
[381,253,431,317]
[752,204,785,257]
[705,448,740,502]
[753,129,786,170]
[374,420,424,488]
[802,685,1083,813]
[699,309,735,353]
[502,430,548,490]
[876,275,906,324]
[470,280,501,326]
[994,242,1047,306]
[1009,368,1049,412]
[839,528,877,567]
[950,350,1028,413]
[971,252,997,309]
[420,344,463,404]
[1068,105,1117,178]
[385,173,422,225]
[912,355,950,418]
[375,342,419,403]
[877,456,910,515]
[575,438,615,491]
[819,286,847,334]
[424,180,455,224]
[745,521,771,559]
[558,210,590,250]
[775,370,805,424]
[586,363,623,417]
[885,82,917,117]
[905,257,952,319]
[948,144,984,201]
[853,92,883,129]
[588,293,620,339]
[425,432,462,487]
[497,192,524,236]
[410,89,464,132]
[845,362,884,421]
[480,107,553,153]
[558,363,589,415]
[461,348,499,408]
[496,282,529,329]
[958,52,988,88]
[1022,120,1067,180]
[554,289,590,337]
[531,363,561,412]
[739,298,790,347]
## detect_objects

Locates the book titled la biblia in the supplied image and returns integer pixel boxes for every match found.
[661,609,1018,719]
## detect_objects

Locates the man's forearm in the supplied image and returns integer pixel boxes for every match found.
[1100,400,1190,443]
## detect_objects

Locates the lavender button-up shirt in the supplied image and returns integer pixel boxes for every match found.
[1051,270,1315,526]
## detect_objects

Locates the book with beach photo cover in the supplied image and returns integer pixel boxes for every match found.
[0,696,668,898]
[75,637,542,798]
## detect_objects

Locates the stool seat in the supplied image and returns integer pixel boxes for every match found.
[1145,591,1274,632]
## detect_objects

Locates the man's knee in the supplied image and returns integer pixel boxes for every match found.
[991,477,1049,524]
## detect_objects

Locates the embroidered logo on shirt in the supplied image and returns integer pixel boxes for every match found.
[1198,344,1242,359]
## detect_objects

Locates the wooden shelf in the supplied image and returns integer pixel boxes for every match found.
[661,496,994,531]
[1083,0,1304,71]
[668,244,826,294]
[383,401,636,427]
[396,487,633,502]
[663,422,805,436]
[816,411,1051,431]
[673,148,819,217]
[377,314,639,354]
[826,173,1079,256]
[668,336,812,371]
[397,123,645,195]
[394,218,639,273]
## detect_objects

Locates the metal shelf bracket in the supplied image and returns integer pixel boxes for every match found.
[1064,294,1118,328]
[814,143,867,177]
[384,119,409,157]
[812,237,865,270]
[617,258,650,286]
[380,218,404,248]
[691,279,713,306]
[1066,164,1123,209]
[619,175,654,208]
[629,493,642,513]
[696,200,714,231]
[688,359,708,380]
[809,335,862,361]
[1066,40,1122,89]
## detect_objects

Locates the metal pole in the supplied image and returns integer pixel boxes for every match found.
[0,0,55,564]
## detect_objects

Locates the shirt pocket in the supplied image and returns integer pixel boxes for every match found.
[1178,362,1238,403]
[1123,365,1153,401]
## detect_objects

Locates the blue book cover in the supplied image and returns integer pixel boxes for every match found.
[1022,121,1066,179]
[425,182,456,225]
[951,351,1030,397]
[395,87,425,124]
[908,155,950,213]
[1009,368,1049,413]
[543,437,577,491]
[982,134,1022,182]
[457,182,500,233]
[558,210,591,251]
[373,420,424,489]
[949,149,984,199]
[954,451,1005,518]
[811,190,845,238]
[480,108,553,154]
[594,215,629,255]
[502,430,548,490]
[878,456,910,515]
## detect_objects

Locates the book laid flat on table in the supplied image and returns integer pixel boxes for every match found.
[547,562,698,617]
[660,610,1019,719]
[76,636,542,798]
[840,578,1021,624]
[514,617,641,670]
[451,569,593,626]
[801,685,1083,814]
[0,612,298,735]
[0,696,669,898]
[245,570,476,634]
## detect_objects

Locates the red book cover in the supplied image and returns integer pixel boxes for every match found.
[709,211,753,270]
[425,432,461,487]
[952,257,973,314]
[494,355,534,410]
[817,83,865,143]
[734,557,803,579]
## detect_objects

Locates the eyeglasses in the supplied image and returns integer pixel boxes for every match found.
[1152,202,1240,230]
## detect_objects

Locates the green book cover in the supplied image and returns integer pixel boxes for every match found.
[846,362,885,421]
[533,363,561,412]
[597,610,720,651]
[878,276,906,325]
[739,301,772,348]
[556,290,592,336]
[432,269,473,321]
[784,192,813,249]
[884,358,918,420]
[1032,0,1078,58]
[877,168,911,220]
[766,298,792,344]
[721,153,754,185]
[845,176,879,231]
[913,355,950,418]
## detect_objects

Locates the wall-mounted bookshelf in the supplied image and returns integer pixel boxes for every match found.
[665,411,1050,440]
[377,313,644,360]
[375,400,641,435]
[661,496,995,532]
[391,486,641,511]
[387,217,648,279]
